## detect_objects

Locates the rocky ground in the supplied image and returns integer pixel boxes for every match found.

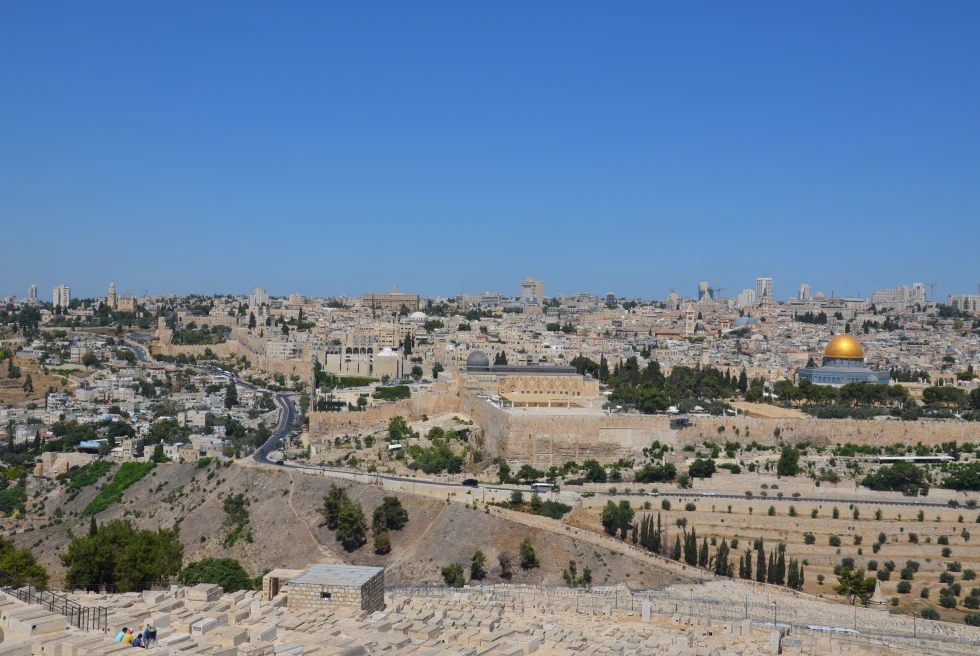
[12,461,687,589]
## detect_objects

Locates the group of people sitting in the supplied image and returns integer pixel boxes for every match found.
[114,624,157,648]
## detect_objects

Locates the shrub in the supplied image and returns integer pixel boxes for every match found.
[767,505,776,516]
[867,560,878,571]
[829,535,842,547]
[920,587,930,599]
[900,567,915,581]
[661,499,671,511]
[817,574,825,584]
[179,558,253,592]
[940,571,955,585]
[441,563,465,587]
[948,561,963,572]
[878,532,887,544]
[966,613,980,626]
[943,547,953,558]
[938,535,950,545]
[908,532,919,544]
[877,569,891,581]
[82,462,156,516]
[685,503,697,511]
[939,594,957,609]
[921,607,939,620]
[964,569,977,581]
[964,596,980,610]
[803,533,816,545]
[897,581,911,594]
[853,535,862,545]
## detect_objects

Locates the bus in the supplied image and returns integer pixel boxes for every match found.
[529,482,555,493]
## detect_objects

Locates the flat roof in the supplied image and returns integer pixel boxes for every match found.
[289,564,383,587]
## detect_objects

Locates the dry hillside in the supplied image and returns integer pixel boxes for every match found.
[13,462,689,589]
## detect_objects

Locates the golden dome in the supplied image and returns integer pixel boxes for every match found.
[824,334,864,360]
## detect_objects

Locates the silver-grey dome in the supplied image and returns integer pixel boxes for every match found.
[466,350,490,368]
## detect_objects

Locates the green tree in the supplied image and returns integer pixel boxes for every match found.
[470,551,487,580]
[179,558,253,592]
[61,520,183,592]
[224,381,238,409]
[372,496,409,533]
[373,532,391,554]
[151,443,167,463]
[0,537,49,587]
[833,566,876,604]
[601,501,620,536]
[432,363,444,379]
[441,562,465,586]
[519,537,539,569]
[335,500,368,551]
[248,313,256,329]
[777,444,800,476]
[319,484,349,530]
[22,374,33,394]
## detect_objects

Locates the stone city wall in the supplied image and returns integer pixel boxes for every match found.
[156,331,313,379]
[463,392,980,466]
[308,391,462,438]
[676,415,980,448]
[463,391,676,467]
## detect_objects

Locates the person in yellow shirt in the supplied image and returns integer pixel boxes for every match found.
[121,629,135,644]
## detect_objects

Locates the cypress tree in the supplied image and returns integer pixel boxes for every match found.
[743,549,753,580]
[699,537,709,568]
[671,536,682,561]
[775,546,786,585]
[755,542,766,583]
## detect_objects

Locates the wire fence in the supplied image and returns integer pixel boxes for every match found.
[0,569,108,632]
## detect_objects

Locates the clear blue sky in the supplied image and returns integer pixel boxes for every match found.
[1,2,978,301]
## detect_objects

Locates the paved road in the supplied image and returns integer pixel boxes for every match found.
[123,336,150,362]
[257,455,962,509]
[253,389,296,465]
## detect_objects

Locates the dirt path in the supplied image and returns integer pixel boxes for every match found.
[287,470,340,563]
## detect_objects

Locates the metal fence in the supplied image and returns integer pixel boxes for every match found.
[0,569,108,632]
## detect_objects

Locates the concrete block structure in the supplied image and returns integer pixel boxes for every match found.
[278,565,384,612]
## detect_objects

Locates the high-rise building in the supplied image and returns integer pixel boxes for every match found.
[948,294,980,313]
[248,286,269,308]
[27,284,37,301]
[756,277,773,305]
[736,288,756,308]
[520,275,544,306]
[868,283,927,309]
[52,285,71,308]
[107,282,117,310]
[798,282,811,302]
[605,292,616,308]
[698,282,714,301]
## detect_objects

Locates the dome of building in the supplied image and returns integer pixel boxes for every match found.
[376,347,395,357]
[466,350,490,369]
[824,334,864,360]
[410,311,426,319]
[733,316,759,328]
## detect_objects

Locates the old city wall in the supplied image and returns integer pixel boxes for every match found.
[677,415,980,449]
[308,391,461,439]
[156,330,314,379]
[462,391,980,465]
[462,391,676,467]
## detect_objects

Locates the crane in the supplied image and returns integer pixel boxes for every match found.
[714,287,727,300]
[927,282,937,303]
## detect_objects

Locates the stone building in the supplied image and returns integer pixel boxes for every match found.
[458,349,600,407]
[797,334,890,386]
[271,565,385,612]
